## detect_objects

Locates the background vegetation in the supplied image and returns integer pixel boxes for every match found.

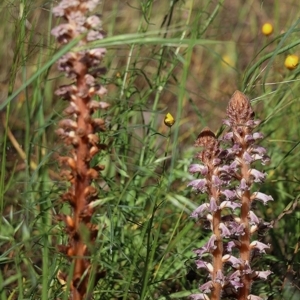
[0,0,299,299]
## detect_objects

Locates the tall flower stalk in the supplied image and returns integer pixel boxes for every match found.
[189,91,273,300]
[51,1,108,299]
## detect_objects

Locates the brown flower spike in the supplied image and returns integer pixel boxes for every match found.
[52,0,108,299]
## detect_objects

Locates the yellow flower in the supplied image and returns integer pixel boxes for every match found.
[285,55,299,70]
[262,23,273,36]
[164,113,175,127]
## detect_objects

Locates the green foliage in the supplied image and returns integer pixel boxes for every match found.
[0,0,299,299]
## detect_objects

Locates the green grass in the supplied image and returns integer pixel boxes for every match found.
[0,0,300,299]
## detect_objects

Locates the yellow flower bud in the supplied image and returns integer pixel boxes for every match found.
[164,113,175,127]
[285,55,299,70]
[262,23,273,36]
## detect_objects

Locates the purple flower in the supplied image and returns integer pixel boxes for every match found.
[220,200,241,211]
[212,175,223,188]
[215,269,225,284]
[191,203,209,218]
[199,281,213,293]
[247,295,264,300]
[250,241,270,253]
[226,270,243,290]
[195,260,213,273]
[249,169,266,182]
[238,178,249,191]
[219,223,231,237]
[225,241,237,252]
[221,189,236,200]
[189,164,208,175]
[209,197,218,212]
[243,151,254,164]
[248,211,260,225]
[253,270,272,280]
[194,235,217,257]
[251,192,273,205]
[188,179,208,193]
[222,254,242,268]
[189,293,210,300]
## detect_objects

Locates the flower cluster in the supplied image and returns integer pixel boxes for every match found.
[51,0,108,299]
[189,91,273,300]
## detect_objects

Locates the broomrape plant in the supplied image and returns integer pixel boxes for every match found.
[51,0,108,299]
[188,91,273,300]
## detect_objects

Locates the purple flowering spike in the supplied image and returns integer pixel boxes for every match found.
[189,91,273,299]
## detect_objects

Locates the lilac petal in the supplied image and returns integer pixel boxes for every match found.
[188,179,208,193]
[222,255,242,268]
[253,270,272,280]
[225,241,237,252]
[191,203,209,218]
[212,175,223,188]
[244,261,252,274]
[189,164,208,175]
[234,223,245,236]
[195,260,213,273]
[247,295,264,300]
[212,158,222,166]
[245,134,255,144]
[253,132,264,140]
[227,270,243,290]
[250,241,270,253]
[243,151,254,164]
[260,155,271,165]
[220,200,241,211]
[200,281,213,293]
[221,189,236,200]
[209,197,218,212]
[248,211,260,225]
[249,169,266,183]
[190,294,210,300]
[239,178,249,191]
[194,235,217,257]
[251,192,274,205]
[246,119,261,127]
[251,145,267,155]
[215,270,225,285]
[219,223,232,238]
[223,119,232,127]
